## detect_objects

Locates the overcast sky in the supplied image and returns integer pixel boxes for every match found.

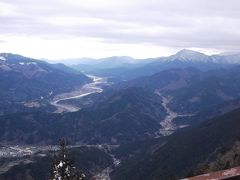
[0,0,240,60]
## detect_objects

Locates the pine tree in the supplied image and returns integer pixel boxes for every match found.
[49,139,85,180]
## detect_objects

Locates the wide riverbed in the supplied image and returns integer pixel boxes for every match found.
[51,75,107,113]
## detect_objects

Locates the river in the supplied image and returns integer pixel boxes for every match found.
[50,75,107,113]
[154,90,194,137]
[93,146,121,180]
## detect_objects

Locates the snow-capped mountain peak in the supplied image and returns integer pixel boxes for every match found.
[168,49,211,63]
[176,49,205,56]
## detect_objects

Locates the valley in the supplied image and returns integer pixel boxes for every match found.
[154,90,194,137]
[1,51,240,179]
[93,148,121,180]
[50,75,108,113]
[0,143,120,179]
[1,0,239,178]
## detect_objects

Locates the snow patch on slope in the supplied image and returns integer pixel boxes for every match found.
[0,56,6,61]
[169,49,211,63]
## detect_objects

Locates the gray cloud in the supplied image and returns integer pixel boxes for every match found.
[1,0,240,56]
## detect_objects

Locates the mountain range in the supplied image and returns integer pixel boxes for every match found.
[68,49,240,81]
[0,53,91,115]
[1,50,240,179]
[111,107,240,179]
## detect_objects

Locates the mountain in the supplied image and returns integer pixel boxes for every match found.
[168,49,212,62]
[51,56,140,67]
[111,107,240,180]
[1,71,240,179]
[72,56,150,76]
[3,62,240,145]
[47,57,97,65]
[117,65,240,115]
[128,49,236,78]
[167,66,240,113]
[0,87,167,144]
[191,141,240,177]
[212,52,240,64]
[2,50,240,179]
[75,49,238,81]
[0,53,91,114]
[41,65,240,142]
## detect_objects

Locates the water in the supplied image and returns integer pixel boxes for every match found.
[50,75,107,113]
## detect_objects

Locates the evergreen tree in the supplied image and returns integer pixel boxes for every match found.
[49,139,85,180]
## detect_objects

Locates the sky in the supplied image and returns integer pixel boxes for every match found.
[0,0,240,60]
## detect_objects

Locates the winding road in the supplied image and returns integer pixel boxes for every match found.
[50,75,107,113]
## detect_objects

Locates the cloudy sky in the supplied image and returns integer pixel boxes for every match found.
[0,0,240,60]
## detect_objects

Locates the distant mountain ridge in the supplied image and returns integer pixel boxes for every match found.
[55,49,240,65]
[167,49,240,64]
[67,49,240,81]
[54,56,144,65]
[117,65,240,114]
